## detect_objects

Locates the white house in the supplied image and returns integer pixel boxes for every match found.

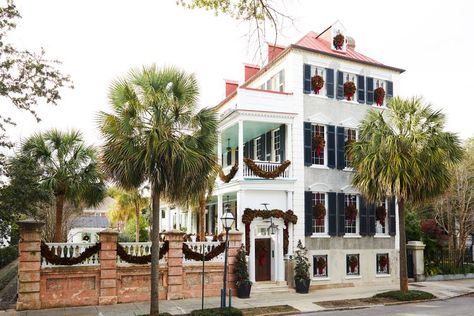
[201,21,404,288]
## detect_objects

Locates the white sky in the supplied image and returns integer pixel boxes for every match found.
[5,0,474,148]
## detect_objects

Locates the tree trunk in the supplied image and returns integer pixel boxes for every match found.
[53,194,65,242]
[150,188,161,316]
[199,192,206,241]
[398,198,409,293]
[135,203,140,243]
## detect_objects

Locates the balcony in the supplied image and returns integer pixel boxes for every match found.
[243,160,290,179]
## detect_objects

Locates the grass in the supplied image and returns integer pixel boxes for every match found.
[0,260,17,290]
[190,307,242,316]
[240,305,299,316]
[373,290,435,301]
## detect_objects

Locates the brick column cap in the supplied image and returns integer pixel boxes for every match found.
[99,228,119,235]
[17,219,44,230]
[165,230,185,240]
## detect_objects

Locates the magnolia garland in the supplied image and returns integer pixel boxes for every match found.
[243,158,291,179]
[41,241,101,266]
[219,162,238,183]
[182,241,225,261]
[116,241,169,264]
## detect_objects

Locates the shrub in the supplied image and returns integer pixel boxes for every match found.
[190,307,242,316]
[0,246,18,269]
[374,290,434,301]
[234,244,251,287]
[294,240,310,282]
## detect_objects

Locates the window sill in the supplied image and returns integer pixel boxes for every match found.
[376,274,391,278]
[309,165,330,170]
[310,234,331,239]
[345,275,361,280]
[308,94,328,99]
[312,276,330,281]
[371,104,387,109]
[342,167,354,172]
[343,235,361,239]
[341,99,360,105]
[374,234,391,239]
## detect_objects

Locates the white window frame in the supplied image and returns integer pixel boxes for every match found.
[342,71,358,103]
[255,137,262,161]
[273,128,281,163]
[312,192,328,235]
[344,194,359,235]
[311,124,326,166]
[309,66,327,96]
[344,128,357,169]
[375,199,389,235]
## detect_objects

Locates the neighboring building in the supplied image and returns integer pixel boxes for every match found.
[202,21,404,287]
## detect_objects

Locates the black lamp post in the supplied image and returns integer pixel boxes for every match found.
[220,203,235,308]
[262,203,277,235]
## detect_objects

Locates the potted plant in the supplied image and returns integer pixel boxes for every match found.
[343,81,356,101]
[235,244,252,298]
[294,240,310,294]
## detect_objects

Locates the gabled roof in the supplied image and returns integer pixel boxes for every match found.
[71,216,109,228]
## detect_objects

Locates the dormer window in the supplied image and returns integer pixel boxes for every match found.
[333,32,345,51]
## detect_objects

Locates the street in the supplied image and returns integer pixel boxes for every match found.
[307,295,474,316]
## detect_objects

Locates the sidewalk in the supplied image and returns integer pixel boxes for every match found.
[1,279,473,316]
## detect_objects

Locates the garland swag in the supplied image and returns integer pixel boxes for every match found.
[41,241,101,266]
[182,242,226,261]
[116,241,169,264]
[243,158,291,179]
[219,162,238,183]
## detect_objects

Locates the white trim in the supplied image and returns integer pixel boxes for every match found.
[339,117,359,129]
[344,275,362,280]
[340,185,360,194]
[343,235,361,239]
[307,112,331,125]
[308,94,329,100]
[308,182,331,192]
[309,165,330,170]
[375,274,391,278]
[311,234,330,238]
[312,277,331,281]
[374,235,391,239]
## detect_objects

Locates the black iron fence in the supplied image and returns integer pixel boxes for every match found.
[425,248,474,276]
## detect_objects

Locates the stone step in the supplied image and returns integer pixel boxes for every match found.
[251,281,291,294]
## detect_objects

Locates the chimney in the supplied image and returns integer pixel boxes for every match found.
[347,36,356,50]
[225,80,239,97]
[244,64,260,81]
[268,43,285,63]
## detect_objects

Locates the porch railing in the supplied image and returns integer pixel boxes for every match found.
[183,241,224,264]
[117,241,167,266]
[41,242,100,267]
[243,160,290,178]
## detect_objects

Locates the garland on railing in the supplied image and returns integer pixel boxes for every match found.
[116,241,169,264]
[40,241,101,266]
[219,162,238,183]
[182,242,226,261]
[243,158,291,179]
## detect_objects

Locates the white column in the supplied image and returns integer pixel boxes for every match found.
[277,224,285,282]
[167,207,172,231]
[187,210,192,233]
[238,120,244,179]
[217,131,222,167]
[176,208,181,230]
[217,194,223,234]
[249,222,256,283]
[236,191,243,233]
[286,123,293,177]
[286,190,294,255]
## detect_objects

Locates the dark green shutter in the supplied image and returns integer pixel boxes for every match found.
[326,68,334,98]
[244,142,249,159]
[235,147,239,164]
[368,203,376,236]
[249,140,254,159]
[357,75,365,103]
[336,71,344,100]
[328,192,337,236]
[226,150,232,165]
[304,122,312,166]
[336,126,345,170]
[265,131,272,161]
[279,124,286,161]
[388,196,396,236]
[366,77,374,105]
[259,134,265,160]
[305,191,313,236]
[327,125,336,169]
[337,193,345,236]
[359,196,368,236]
[304,64,311,94]
[386,81,393,100]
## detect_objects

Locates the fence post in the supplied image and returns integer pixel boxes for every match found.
[16,219,44,311]
[407,241,425,282]
[166,230,185,300]
[99,229,119,305]
[227,231,243,295]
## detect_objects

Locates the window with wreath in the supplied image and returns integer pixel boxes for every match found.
[342,72,358,102]
[310,66,326,95]
[375,200,388,235]
[313,255,328,277]
[311,124,325,165]
[344,194,358,234]
[344,128,357,168]
[312,193,327,234]
[346,254,360,275]
[376,253,389,274]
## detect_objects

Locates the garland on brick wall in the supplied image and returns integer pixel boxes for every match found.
[182,242,226,261]
[40,241,101,266]
[243,158,291,179]
[219,162,238,183]
[116,241,169,264]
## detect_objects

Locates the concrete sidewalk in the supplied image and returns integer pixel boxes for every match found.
[1,279,473,316]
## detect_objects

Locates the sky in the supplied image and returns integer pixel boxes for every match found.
[5,0,474,149]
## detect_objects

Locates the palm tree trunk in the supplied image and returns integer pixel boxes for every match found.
[150,188,161,316]
[135,203,140,243]
[398,198,409,293]
[53,194,65,242]
[199,192,206,241]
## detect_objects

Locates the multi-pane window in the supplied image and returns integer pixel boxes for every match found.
[344,194,358,234]
[312,193,326,234]
[278,70,285,92]
[311,124,325,165]
[376,200,388,234]
[255,137,262,160]
[346,254,360,275]
[313,255,328,277]
[259,70,285,92]
[376,253,389,274]
[310,66,326,96]
[344,128,357,168]
[273,128,281,163]
[374,79,386,106]
[343,72,358,102]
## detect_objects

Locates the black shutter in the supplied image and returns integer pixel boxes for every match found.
[359,196,368,236]
[336,71,344,100]
[226,150,232,165]
[265,131,272,161]
[386,81,393,100]
[279,124,286,161]
[304,64,311,94]
[368,203,376,236]
[243,142,249,159]
[235,147,239,164]
[304,122,312,166]
[327,125,336,169]
[259,134,265,160]
[328,192,337,236]
[357,75,365,104]
[326,68,334,98]
[249,140,254,159]
[388,196,396,236]
[304,191,313,236]
[336,126,345,170]
[337,193,345,236]
[366,77,374,105]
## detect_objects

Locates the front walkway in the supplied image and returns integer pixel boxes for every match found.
[1,279,473,316]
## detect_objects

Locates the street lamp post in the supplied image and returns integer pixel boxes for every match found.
[220,204,235,309]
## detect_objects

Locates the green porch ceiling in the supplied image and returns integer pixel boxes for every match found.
[221,121,282,150]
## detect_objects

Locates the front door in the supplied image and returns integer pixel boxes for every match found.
[255,238,271,281]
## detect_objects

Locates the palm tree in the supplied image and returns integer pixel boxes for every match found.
[21,129,106,242]
[349,97,463,292]
[107,186,150,242]
[98,65,217,316]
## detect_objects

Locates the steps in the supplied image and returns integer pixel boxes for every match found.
[251,281,292,294]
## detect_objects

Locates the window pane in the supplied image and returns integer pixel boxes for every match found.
[311,125,325,165]
[313,255,328,277]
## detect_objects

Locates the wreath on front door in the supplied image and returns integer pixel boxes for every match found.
[256,243,267,267]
